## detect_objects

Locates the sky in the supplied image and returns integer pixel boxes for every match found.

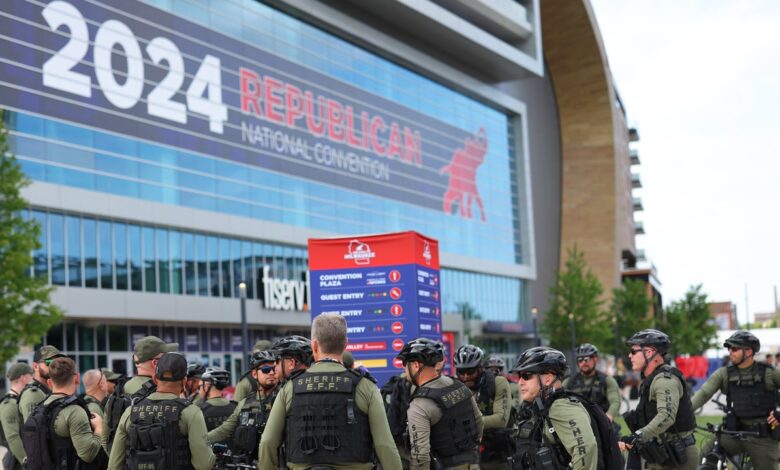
[589,1,780,321]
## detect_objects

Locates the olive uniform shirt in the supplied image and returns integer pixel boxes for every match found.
[0,393,25,469]
[101,375,153,451]
[84,395,104,420]
[18,380,48,424]
[542,396,599,470]
[233,376,255,403]
[207,392,272,443]
[476,374,511,430]
[43,394,103,463]
[106,391,216,470]
[562,373,622,417]
[407,374,484,470]
[637,371,693,440]
[691,363,780,425]
[258,361,403,470]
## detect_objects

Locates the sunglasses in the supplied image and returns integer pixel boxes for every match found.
[257,365,275,374]
[728,346,743,352]
[517,372,536,381]
[456,367,478,376]
[577,357,593,363]
[628,348,643,356]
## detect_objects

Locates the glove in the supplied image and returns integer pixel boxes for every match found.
[620,431,643,446]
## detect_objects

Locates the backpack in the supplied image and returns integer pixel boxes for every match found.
[105,379,156,451]
[380,375,412,442]
[544,391,624,470]
[21,395,108,470]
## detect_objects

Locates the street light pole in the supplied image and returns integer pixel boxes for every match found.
[531,306,540,347]
[239,282,249,371]
[568,313,576,363]
[612,316,620,359]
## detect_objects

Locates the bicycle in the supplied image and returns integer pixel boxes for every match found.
[694,399,757,470]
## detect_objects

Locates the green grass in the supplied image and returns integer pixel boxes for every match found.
[614,415,723,451]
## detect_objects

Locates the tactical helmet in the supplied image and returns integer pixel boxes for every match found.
[510,347,568,376]
[396,338,444,366]
[723,330,760,353]
[250,349,277,369]
[200,367,231,389]
[485,355,506,370]
[576,343,599,358]
[453,345,484,369]
[186,362,206,379]
[625,329,671,353]
[271,335,313,365]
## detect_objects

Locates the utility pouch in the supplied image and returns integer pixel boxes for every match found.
[663,436,688,466]
[638,438,670,465]
[534,446,557,470]
[724,411,738,431]
[623,410,638,433]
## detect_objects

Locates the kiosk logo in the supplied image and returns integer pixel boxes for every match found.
[422,241,432,265]
[344,240,376,265]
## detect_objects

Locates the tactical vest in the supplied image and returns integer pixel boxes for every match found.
[18,380,49,410]
[475,371,496,415]
[636,365,695,433]
[228,394,274,458]
[567,372,609,412]
[21,395,105,470]
[512,416,568,470]
[105,378,156,451]
[0,393,19,446]
[285,369,373,464]
[413,379,480,468]
[726,363,777,419]
[198,399,238,432]
[126,397,193,470]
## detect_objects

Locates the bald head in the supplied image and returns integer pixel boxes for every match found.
[82,369,107,399]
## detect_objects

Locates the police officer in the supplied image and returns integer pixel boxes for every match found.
[453,344,511,468]
[106,352,215,470]
[691,331,780,470]
[270,335,313,382]
[509,347,598,470]
[100,369,124,399]
[22,357,104,469]
[0,363,33,469]
[258,314,402,470]
[103,335,177,453]
[563,343,621,420]
[81,369,108,419]
[207,351,278,462]
[196,367,237,432]
[18,345,64,422]
[620,329,697,470]
[185,362,206,403]
[398,338,482,470]
[233,339,273,402]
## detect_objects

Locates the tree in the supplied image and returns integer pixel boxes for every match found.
[610,279,652,358]
[541,246,609,354]
[658,284,717,356]
[0,114,63,364]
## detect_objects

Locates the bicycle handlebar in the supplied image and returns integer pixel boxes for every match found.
[696,423,760,440]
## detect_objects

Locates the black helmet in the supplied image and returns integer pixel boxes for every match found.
[576,343,599,358]
[201,367,231,389]
[626,329,671,353]
[510,347,568,376]
[454,345,484,369]
[396,338,444,366]
[485,355,506,370]
[723,331,760,353]
[250,350,277,369]
[186,362,206,379]
[271,335,313,365]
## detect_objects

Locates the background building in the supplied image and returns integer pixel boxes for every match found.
[1,0,640,382]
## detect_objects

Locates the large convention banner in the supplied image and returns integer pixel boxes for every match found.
[309,232,442,386]
[0,0,490,221]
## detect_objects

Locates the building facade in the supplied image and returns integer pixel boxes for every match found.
[1,0,636,382]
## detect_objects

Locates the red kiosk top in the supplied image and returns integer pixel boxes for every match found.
[308,231,439,270]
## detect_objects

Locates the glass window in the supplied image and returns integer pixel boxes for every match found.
[183,232,195,295]
[114,222,128,290]
[32,211,48,281]
[220,238,231,298]
[157,228,170,293]
[46,323,64,350]
[241,241,253,298]
[78,326,95,352]
[50,214,65,286]
[170,230,182,294]
[66,323,76,352]
[96,325,107,352]
[129,225,143,291]
[231,239,242,298]
[195,234,208,296]
[208,236,220,297]
[108,325,128,352]
[253,242,264,301]
[83,218,97,288]
[143,227,156,292]
[98,221,113,289]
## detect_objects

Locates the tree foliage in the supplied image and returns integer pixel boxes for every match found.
[0,116,63,364]
[541,246,609,354]
[658,284,717,356]
[610,279,652,358]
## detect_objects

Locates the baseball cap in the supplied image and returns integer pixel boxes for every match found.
[133,336,178,363]
[253,339,272,352]
[33,345,65,363]
[101,368,123,382]
[6,363,34,380]
[155,352,188,382]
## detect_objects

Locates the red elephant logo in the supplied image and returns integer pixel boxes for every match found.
[439,128,487,222]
